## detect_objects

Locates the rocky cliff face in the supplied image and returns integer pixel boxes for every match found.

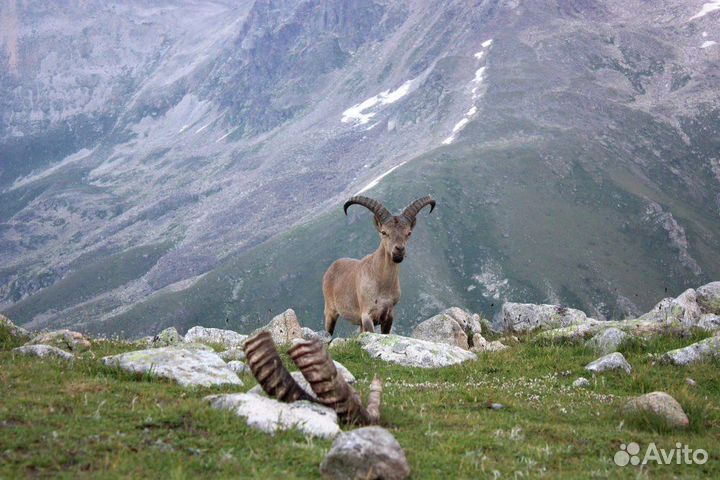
[1,0,719,337]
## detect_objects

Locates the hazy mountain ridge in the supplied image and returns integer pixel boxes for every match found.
[1,0,719,336]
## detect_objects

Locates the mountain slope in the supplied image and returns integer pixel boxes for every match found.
[1,0,720,336]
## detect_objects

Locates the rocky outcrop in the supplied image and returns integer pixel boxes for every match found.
[206,393,340,439]
[696,282,720,315]
[219,347,246,362]
[184,326,247,349]
[502,303,593,333]
[13,344,75,361]
[584,327,628,354]
[412,307,488,350]
[251,309,303,345]
[1,315,29,339]
[320,426,410,480]
[102,347,243,387]
[585,352,632,375]
[301,327,332,344]
[638,288,703,328]
[27,330,91,352]
[227,360,250,376]
[623,392,689,429]
[659,336,720,366]
[357,333,476,368]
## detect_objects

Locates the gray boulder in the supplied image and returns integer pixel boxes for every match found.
[696,281,720,315]
[502,302,593,333]
[320,426,410,480]
[184,326,247,349]
[103,347,243,387]
[252,309,303,345]
[659,336,720,366]
[471,340,508,353]
[13,344,74,361]
[585,327,628,354]
[328,338,351,349]
[698,314,720,332]
[1,314,29,338]
[148,327,184,347]
[623,392,689,429]
[638,288,702,328]
[585,352,632,375]
[411,313,469,350]
[357,333,476,368]
[301,327,333,344]
[206,393,339,439]
[27,329,91,352]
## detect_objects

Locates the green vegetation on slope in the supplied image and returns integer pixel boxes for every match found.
[2,326,718,478]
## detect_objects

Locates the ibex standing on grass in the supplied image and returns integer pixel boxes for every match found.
[323,195,436,335]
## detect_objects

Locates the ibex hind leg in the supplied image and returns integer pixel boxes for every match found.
[324,307,339,336]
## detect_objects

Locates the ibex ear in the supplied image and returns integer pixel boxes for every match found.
[373,215,383,231]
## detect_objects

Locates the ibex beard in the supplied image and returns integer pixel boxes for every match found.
[322,195,436,335]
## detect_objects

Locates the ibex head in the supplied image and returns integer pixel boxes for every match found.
[344,195,436,263]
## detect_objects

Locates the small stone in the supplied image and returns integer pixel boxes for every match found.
[488,402,505,410]
[623,392,689,429]
[572,377,590,388]
[328,338,351,349]
[27,330,91,352]
[13,344,74,361]
[320,426,410,480]
[206,393,339,439]
[585,352,632,375]
[184,326,247,349]
[585,327,628,354]
[685,377,697,387]
[301,327,332,344]
[227,360,250,376]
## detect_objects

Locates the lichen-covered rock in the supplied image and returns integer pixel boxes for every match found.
[252,309,303,345]
[13,344,74,361]
[357,333,476,368]
[411,313,469,350]
[102,347,243,387]
[148,327,184,347]
[638,288,702,328]
[585,327,628,354]
[227,360,250,376]
[502,302,593,333]
[184,326,247,348]
[585,352,632,375]
[328,338,351,349]
[27,329,91,352]
[1,314,29,339]
[659,336,720,366]
[696,281,720,315]
[320,426,410,480]
[442,307,484,338]
[206,393,339,439]
[219,347,246,362]
[624,392,689,429]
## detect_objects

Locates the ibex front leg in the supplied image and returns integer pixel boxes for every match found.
[361,312,375,333]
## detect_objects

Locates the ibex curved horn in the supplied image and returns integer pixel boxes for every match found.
[289,338,381,425]
[343,196,393,224]
[401,196,436,222]
[244,332,314,403]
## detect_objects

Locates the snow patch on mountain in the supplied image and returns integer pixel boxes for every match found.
[355,161,407,194]
[690,1,720,20]
[341,79,416,125]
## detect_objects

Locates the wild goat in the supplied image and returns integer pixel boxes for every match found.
[323,195,436,335]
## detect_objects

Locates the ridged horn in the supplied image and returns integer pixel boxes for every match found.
[244,331,314,403]
[343,196,393,224]
[401,195,436,222]
[288,339,381,425]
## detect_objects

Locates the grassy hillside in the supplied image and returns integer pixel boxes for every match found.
[2,325,718,478]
